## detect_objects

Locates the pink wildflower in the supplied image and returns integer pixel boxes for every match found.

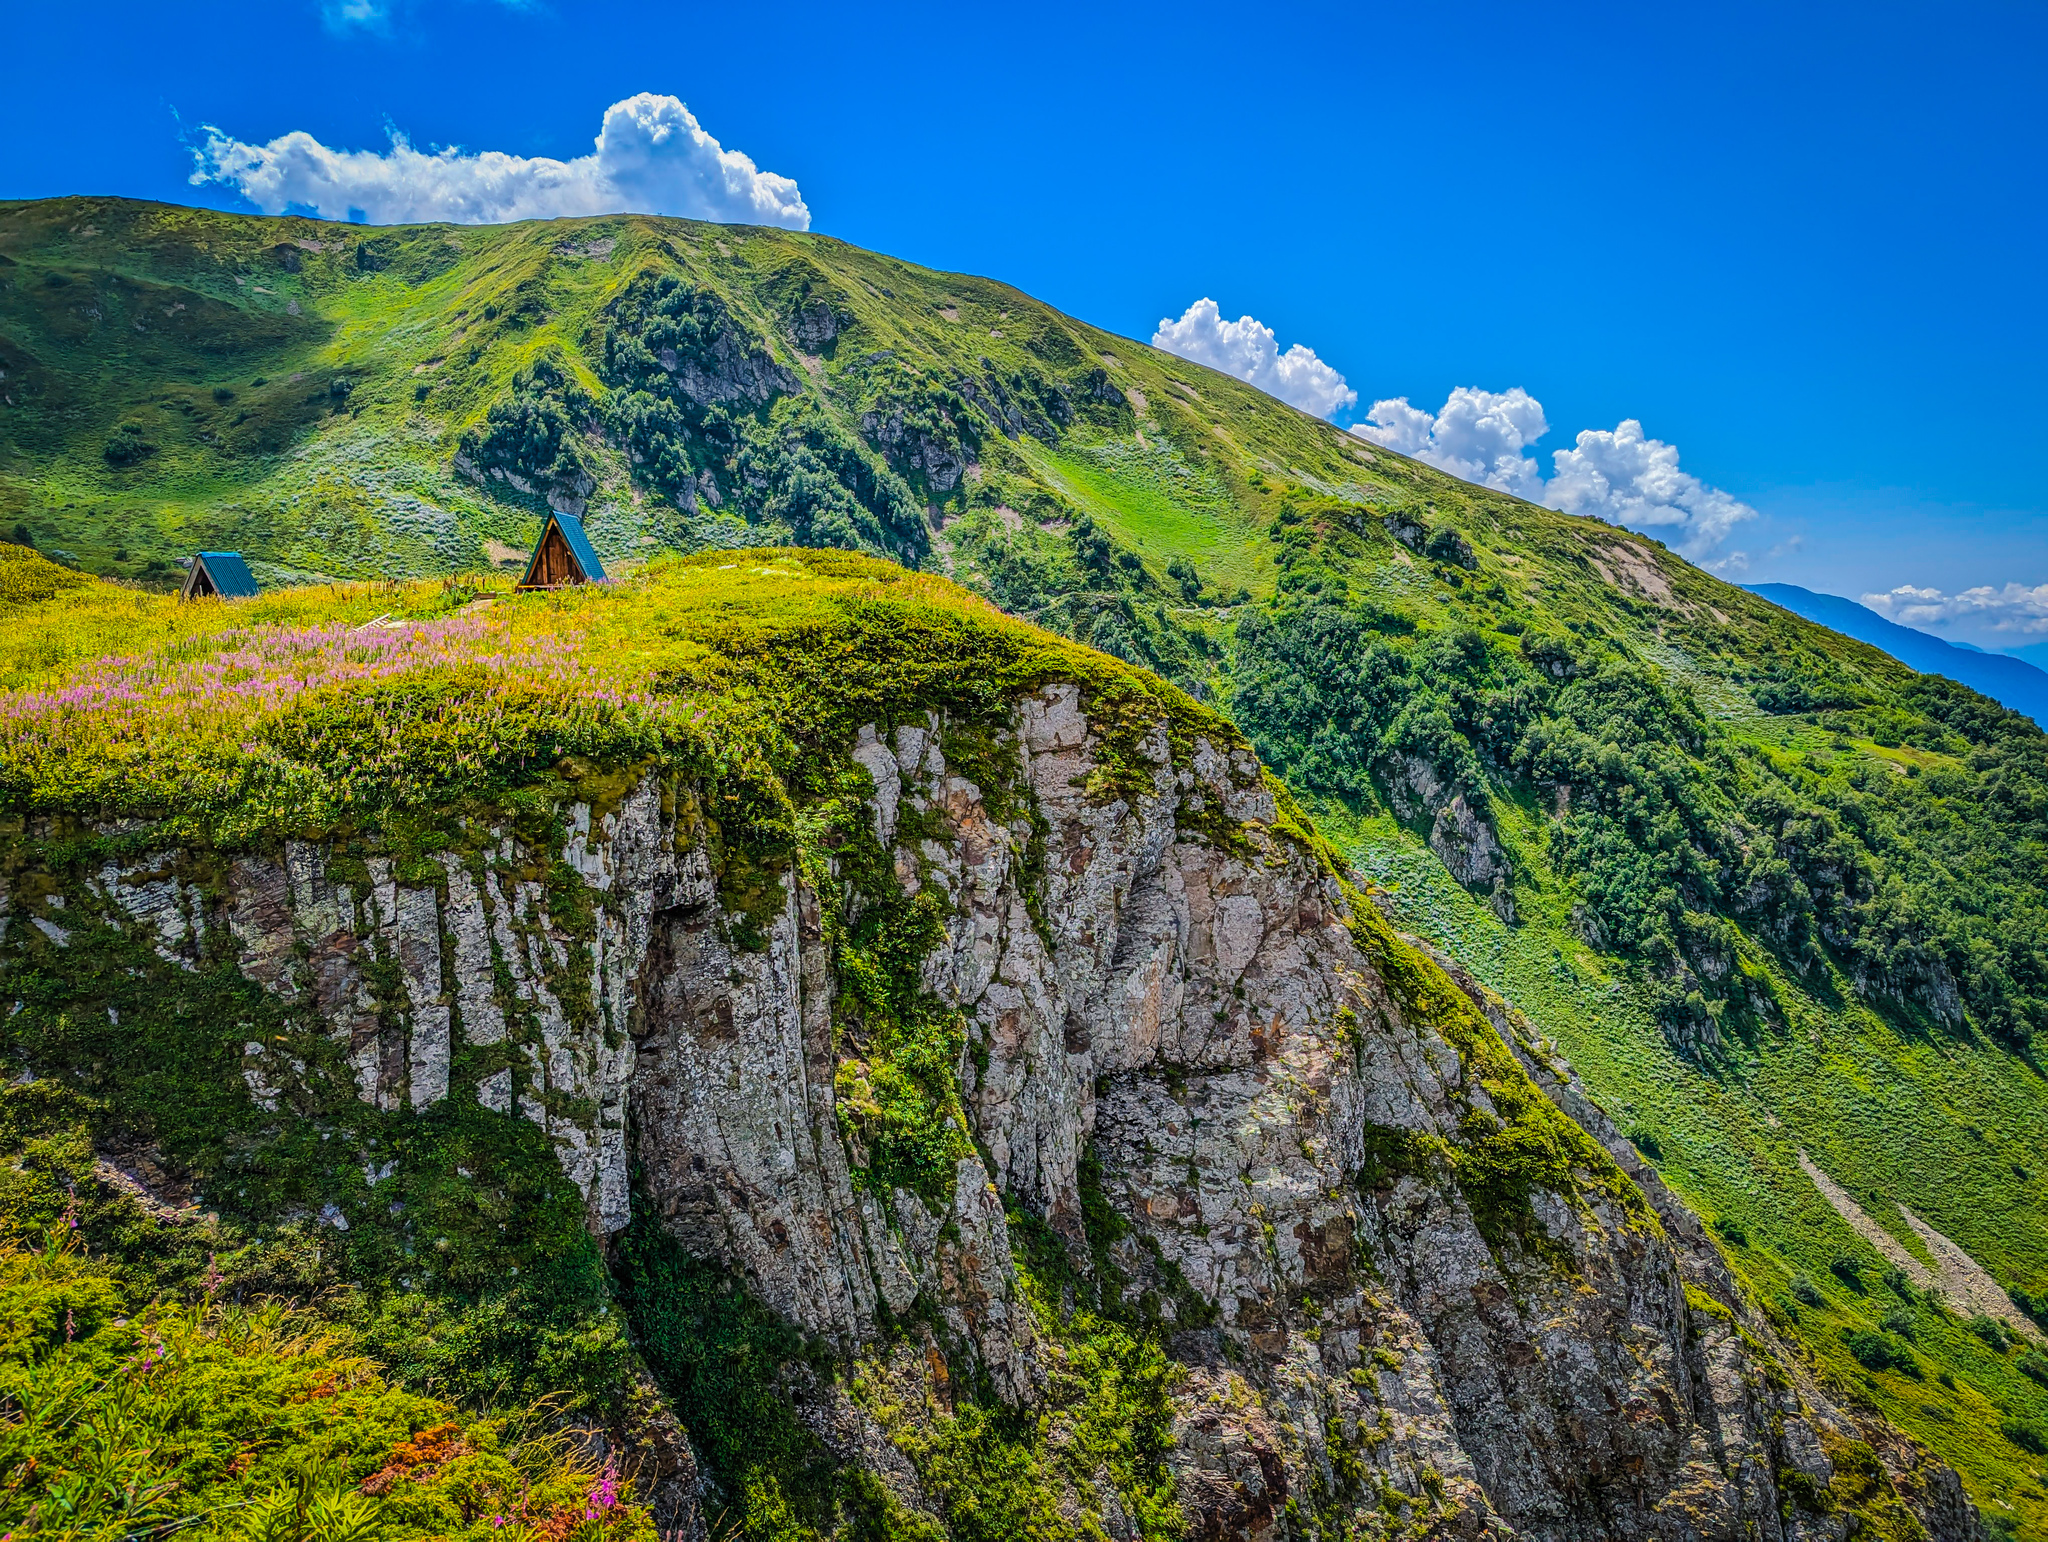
[588,1461,621,1517]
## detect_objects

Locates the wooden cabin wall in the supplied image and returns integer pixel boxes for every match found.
[525,527,582,588]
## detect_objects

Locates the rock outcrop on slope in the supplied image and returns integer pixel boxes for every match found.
[39,670,1975,1542]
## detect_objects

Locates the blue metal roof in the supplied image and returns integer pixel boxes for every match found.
[548,512,608,584]
[195,551,260,598]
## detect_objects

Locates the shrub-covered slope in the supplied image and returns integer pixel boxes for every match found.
[3,197,2047,1531]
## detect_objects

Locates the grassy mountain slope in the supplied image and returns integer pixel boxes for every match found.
[6,196,2048,1532]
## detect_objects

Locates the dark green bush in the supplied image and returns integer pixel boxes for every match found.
[1968,1315,2014,1352]
[1776,1467,1834,1517]
[102,423,155,465]
[2002,1418,2048,1455]
[2010,1285,2048,1334]
[457,353,597,497]
[1843,1328,1919,1377]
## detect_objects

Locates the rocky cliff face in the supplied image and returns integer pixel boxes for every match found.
[29,678,1974,1542]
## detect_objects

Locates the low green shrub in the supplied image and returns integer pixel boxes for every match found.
[1967,1315,2014,1353]
[614,1213,860,1541]
[2009,1285,2048,1335]
[2001,1418,2048,1456]
[1843,1328,1919,1378]
[1776,1467,1835,1517]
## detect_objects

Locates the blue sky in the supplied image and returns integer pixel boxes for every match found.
[6,0,2045,646]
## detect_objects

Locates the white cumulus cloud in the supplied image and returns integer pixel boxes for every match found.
[1543,418,1757,555]
[1861,582,2048,635]
[1151,299,1357,419]
[189,93,809,229]
[1351,385,1755,556]
[1352,387,1549,501]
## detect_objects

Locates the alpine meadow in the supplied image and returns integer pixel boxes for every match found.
[2,195,2046,1542]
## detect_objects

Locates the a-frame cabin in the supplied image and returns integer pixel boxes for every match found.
[180,551,260,600]
[516,512,608,590]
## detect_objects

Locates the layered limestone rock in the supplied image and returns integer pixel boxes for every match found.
[38,679,1976,1542]
[1388,753,1511,901]
[859,404,972,494]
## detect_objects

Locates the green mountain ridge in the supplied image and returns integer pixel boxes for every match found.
[5,195,2048,1533]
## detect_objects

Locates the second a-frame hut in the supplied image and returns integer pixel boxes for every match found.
[180,551,260,600]
[517,512,608,590]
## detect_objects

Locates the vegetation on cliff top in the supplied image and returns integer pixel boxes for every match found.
[0,541,1237,845]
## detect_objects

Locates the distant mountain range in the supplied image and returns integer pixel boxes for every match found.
[1748,582,2048,725]
[1993,638,2048,671]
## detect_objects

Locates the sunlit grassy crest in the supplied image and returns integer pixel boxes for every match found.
[0,543,1234,843]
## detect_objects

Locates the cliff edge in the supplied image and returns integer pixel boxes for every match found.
[0,546,1974,1541]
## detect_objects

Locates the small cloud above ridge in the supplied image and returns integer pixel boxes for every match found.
[321,0,541,35]
[321,0,392,32]
[1863,582,2048,635]
[1352,387,1549,501]
[1151,299,1357,419]
[1353,388,1756,559]
[1145,299,1752,560]
[189,92,809,230]
[1545,418,1757,555]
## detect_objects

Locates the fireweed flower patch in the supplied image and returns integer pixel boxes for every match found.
[0,543,1230,849]
[0,591,711,840]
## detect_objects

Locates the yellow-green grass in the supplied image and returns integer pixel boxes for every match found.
[0,541,1244,845]
[0,1228,654,1542]
[1024,439,1277,600]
